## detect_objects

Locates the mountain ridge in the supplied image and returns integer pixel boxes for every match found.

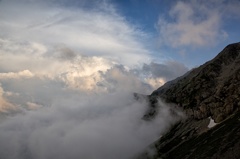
[151,42,240,122]
[138,42,240,159]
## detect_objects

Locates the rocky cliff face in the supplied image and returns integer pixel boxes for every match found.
[151,42,240,122]
[138,42,240,159]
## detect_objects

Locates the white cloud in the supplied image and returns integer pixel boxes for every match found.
[97,65,153,93]
[0,0,151,66]
[0,84,16,112]
[0,1,189,158]
[0,38,188,94]
[0,91,184,159]
[0,0,190,94]
[26,102,42,110]
[145,77,165,89]
[0,70,34,79]
[157,0,240,48]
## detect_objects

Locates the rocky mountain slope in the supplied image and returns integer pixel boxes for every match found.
[138,42,240,159]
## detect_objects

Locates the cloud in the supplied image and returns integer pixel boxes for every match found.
[145,77,165,90]
[0,84,16,112]
[0,0,151,66]
[0,70,34,79]
[55,46,76,61]
[97,65,153,93]
[157,0,240,48]
[26,102,42,110]
[0,38,188,93]
[0,0,190,93]
[0,58,188,114]
[141,61,188,81]
[0,90,183,159]
[0,38,188,114]
[0,39,187,158]
[0,1,189,158]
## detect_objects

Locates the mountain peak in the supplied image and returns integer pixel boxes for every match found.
[224,42,240,50]
[212,42,240,65]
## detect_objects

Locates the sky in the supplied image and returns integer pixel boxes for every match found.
[0,0,239,159]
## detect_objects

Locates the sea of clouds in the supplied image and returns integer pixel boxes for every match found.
[0,38,186,159]
[0,0,188,158]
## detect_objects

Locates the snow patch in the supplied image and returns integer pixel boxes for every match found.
[208,117,217,128]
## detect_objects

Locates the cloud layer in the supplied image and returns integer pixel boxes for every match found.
[157,0,240,48]
[0,0,150,66]
[0,0,188,158]
[0,70,34,79]
[0,84,16,113]
[0,33,187,159]
[0,87,184,159]
[0,37,188,94]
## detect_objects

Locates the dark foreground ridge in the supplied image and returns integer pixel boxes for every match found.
[138,42,240,159]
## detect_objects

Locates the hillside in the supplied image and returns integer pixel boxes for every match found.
[139,42,240,159]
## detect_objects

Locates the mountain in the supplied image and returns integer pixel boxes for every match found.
[138,42,240,159]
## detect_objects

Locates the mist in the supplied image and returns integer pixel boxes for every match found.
[0,0,188,158]
[0,89,183,159]
[0,29,187,159]
[0,38,187,159]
